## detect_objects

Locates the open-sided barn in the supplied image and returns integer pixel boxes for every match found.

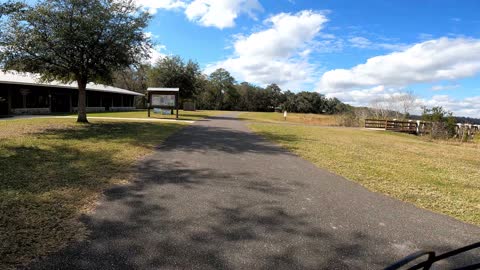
[0,71,143,115]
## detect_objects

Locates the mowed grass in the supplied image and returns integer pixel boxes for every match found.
[240,111,338,126]
[0,118,185,269]
[85,109,225,121]
[249,122,480,225]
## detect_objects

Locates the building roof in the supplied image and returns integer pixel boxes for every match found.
[147,87,179,92]
[0,71,144,96]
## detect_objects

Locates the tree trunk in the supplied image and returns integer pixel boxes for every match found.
[77,80,88,123]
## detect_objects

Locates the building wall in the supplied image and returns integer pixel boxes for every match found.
[0,83,138,115]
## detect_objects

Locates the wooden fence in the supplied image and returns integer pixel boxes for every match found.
[365,119,480,140]
[365,119,418,134]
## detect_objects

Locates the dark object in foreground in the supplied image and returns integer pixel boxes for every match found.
[385,242,480,270]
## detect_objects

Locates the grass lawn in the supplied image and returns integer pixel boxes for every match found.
[248,122,480,226]
[240,111,338,126]
[0,118,186,269]
[84,109,225,121]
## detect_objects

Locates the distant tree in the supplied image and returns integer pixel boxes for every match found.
[195,68,350,114]
[281,90,297,112]
[369,97,391,119]
[265,83,283,110]
[0,0,151,122]
[0,1,25,18]
[222,87,241,110]
[148,56,202,101]
[422,106,457,138]
[398,91,417,118]
[114,65,150,93]
[208,68,236,110]
[113,65,150,107]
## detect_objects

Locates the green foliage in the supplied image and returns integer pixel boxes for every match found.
[148,56,201,100]
[195,69,349,114]
[0,1,26,18]
[0,0,151,122]
[113,65,150,108]
[422,106,457,138]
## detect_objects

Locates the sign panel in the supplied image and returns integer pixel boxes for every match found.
[153,108,172,115]
[152,94,175,107]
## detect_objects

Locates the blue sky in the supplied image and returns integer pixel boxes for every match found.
[138,1,479,116]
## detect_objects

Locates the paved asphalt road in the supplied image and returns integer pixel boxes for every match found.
[31,113,479,269]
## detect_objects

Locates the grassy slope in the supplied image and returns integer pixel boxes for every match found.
[0,118,185,269]
[85,109,225,121]
[240,111,338,126]
[248,122,480,226]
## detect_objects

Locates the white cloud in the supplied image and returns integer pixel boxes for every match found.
[206,10,328,89]
[318,37,480,117]
[135,0,186,14]
[419,95,480,118]
[185,0,263,29]
[348,36,409,51]
[319,37,480,91]
[431,84,460,91]
[147,44,168,65]
[348,36,371,48]
[135,0,262,29]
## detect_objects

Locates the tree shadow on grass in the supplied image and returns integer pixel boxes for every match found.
[1,121,184,269]
[0,144,134,269]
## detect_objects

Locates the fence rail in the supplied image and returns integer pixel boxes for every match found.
[365,119,418,134]
[365,119,480,140]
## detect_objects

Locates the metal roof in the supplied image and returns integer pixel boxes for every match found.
[0,71,144,96]
[147,87,179,92]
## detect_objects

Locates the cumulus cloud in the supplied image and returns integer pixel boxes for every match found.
[206,10,328,89]
[135,0,186,14]
[185,0,263,29]
[348,36,409,51]
[419,95,480,117]
[145,44,168,65]
[135,0,262,29]
[319,37,480,91]
[430,84,460,91]
[318,37,480,117]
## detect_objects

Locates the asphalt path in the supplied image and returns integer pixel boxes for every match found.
[30,112,480,269]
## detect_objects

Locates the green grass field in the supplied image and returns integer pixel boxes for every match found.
[84,109,225,121]
[240,111,338,126]
[0,118,187,269]
[248,121,480,226]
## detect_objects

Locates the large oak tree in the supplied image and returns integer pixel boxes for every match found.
[0,0,151,122]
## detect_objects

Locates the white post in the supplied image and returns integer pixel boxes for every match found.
[284,110,287,121]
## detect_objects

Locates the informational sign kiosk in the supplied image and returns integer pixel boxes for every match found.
[147,88,179,119]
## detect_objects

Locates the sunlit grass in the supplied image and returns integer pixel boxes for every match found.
[249,123,480,226]
[240,111,338,126]
[0,118,186,269]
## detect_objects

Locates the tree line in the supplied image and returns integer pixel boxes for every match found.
[113,56,351,114]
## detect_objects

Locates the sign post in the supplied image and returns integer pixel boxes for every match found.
[147,88,179,119]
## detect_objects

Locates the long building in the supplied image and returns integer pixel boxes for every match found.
[0,71,143,116]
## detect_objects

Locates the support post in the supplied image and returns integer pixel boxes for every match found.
[48,89,52,113]
[176,92,179,119]
[7,87,12,114]
[69,94,73,113]
[147,93,151,118]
